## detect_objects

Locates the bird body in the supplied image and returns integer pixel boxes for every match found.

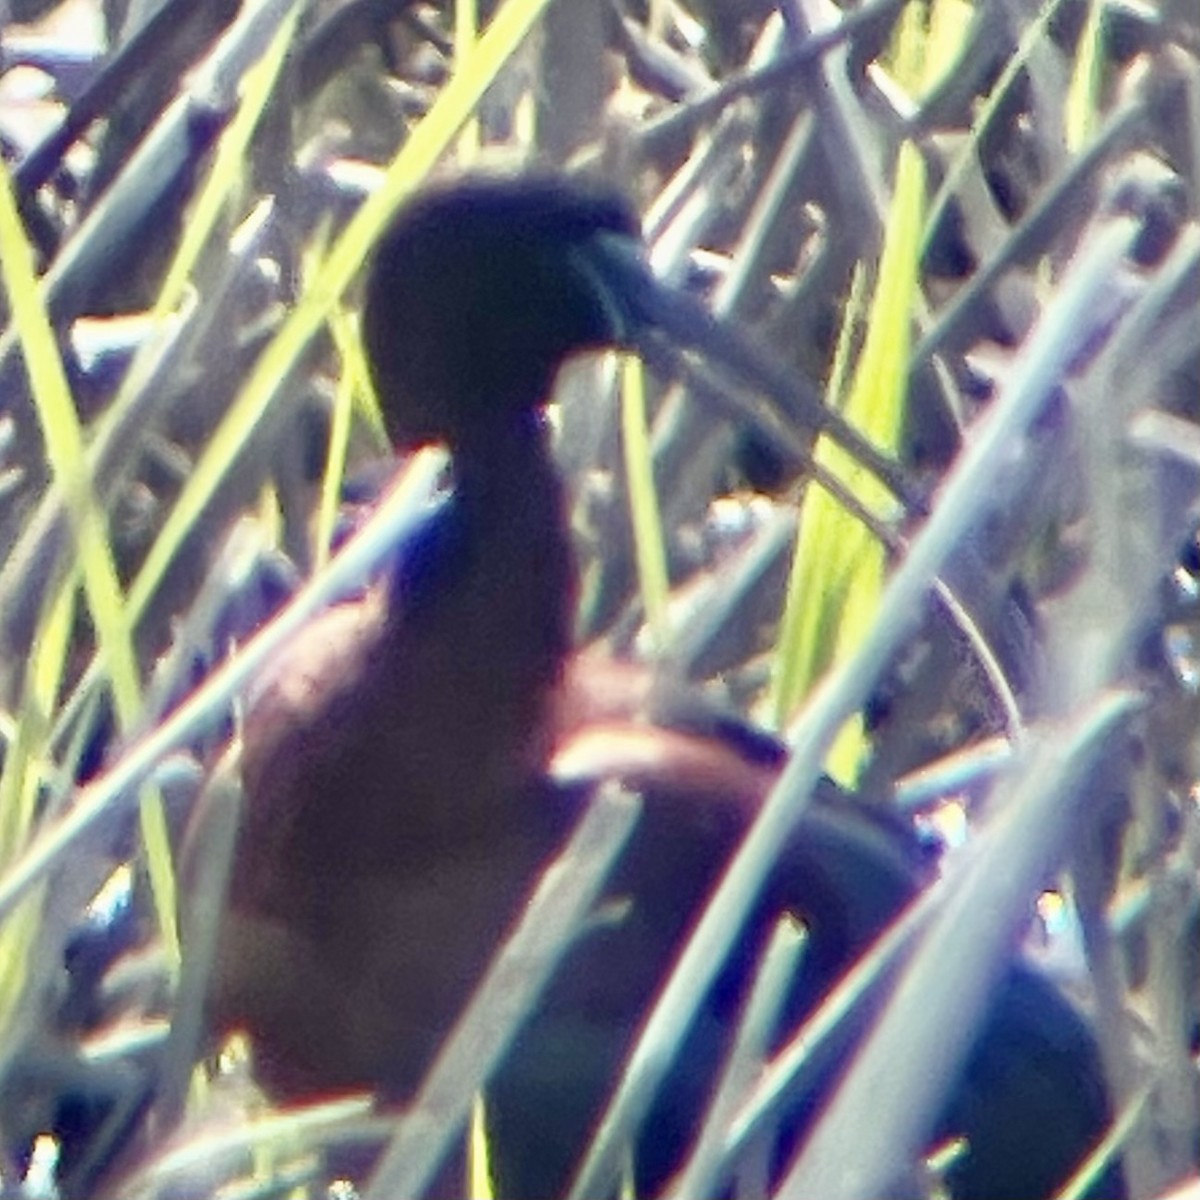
[201,175,1116,1200]
[211,180,628,1101]
[217,421,575,1098]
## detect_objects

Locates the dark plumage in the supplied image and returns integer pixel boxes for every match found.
[211,178,632,1101]
[203,175,1117,1199]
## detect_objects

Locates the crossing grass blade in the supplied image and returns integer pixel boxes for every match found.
[769,141,925,782]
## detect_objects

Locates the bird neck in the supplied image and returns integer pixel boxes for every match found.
[378,417,576,823]
[450,418,575,688]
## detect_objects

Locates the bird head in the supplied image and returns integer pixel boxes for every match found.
[361,175,642,451]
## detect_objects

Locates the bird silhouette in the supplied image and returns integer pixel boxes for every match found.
[202,175,1118,1200]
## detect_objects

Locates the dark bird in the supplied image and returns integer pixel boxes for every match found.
[202,175,1118,1199]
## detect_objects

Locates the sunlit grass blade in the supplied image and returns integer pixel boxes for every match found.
[1066,0,1106,152]
[770,141,926,781]
[456,0,482,163]
[469,1093,496,1200]
[885,0,975,102]
[621,354,669,651]
[0,157,183,959]
[0,582,73,1038]
[767,262,865,730]
[0,162,136,718]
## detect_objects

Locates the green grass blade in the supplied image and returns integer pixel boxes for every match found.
[468,1093,497,1200]
[0,159,183,961]
[0,160,137,712]
[456,0,482,163]
[0,581,73,1037]
[1066,0,1105,152]
[770,142,925,781]
[621,354,670,650]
